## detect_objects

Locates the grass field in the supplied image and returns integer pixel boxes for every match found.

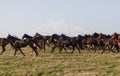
[0,45,120,76]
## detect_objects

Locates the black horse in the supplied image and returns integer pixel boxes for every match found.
[22,33,42,50]
[59,34,82,54]
[48,34,60,45]
[7,34,39,56]
[50,34,82,54]
[0,38,9,55]
[49,34,62,53]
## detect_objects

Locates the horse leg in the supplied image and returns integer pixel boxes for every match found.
[117,47,120,53]
[46,42,50,47]
[79,44,83,50]
[0,46,6,55]
[114,45,119,53]
[76,46,81,53]
[0,48,5,55]
[14,48,17,56]
[94,45,98,53]
[71,46,75,54]
[37,45,41,52]
[108,45,112,53]
[35,42,41,51]
[109,45,113,53]
[101,46,106,54]
[43,42,46,53]
[88,45,91,51]
[0,43,8,55]
[51,46,56,54]
[59,47,62,53]
[43,47,46,53]
[19,48,25,56]
[29,44,39,56]
[63,47,68,54]
[33,47,39,56]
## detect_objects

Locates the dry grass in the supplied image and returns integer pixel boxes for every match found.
[0,44,120,76]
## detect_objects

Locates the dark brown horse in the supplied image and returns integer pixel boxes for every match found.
[51,34,81,54]
[111,32,118,40]
[22,33,47,53]
[0,38,9,55]
[101,38,113,53]
[105,33,120,53]
[116,34,120,53]
[75,35,84,50]
[33,33,46,53]
[50,34,69,54]
[83,35,98,52]
[7,34,39,56]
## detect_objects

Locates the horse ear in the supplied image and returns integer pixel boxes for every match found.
[36,32,39,34]
[8,34,10,36]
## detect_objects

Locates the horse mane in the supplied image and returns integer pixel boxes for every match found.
[35,32,43,37]
[12,35,21,40]
[24,33,33,38]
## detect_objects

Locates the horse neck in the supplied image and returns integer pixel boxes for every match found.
[62,35,69,40]
[14,36,21,40]
[45,36,50,40]
[9,37,16,43]
[26,35,33,39]
[52,35,60,40]
[111,33,118,40]
[34,34,43,39]
[13,37,21,42]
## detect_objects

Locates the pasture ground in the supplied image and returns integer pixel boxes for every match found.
[0,45,120,76]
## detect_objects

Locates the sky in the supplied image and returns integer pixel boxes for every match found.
[0,0,120,37]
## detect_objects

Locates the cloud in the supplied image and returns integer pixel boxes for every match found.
[30,19,89,36]
[0,19,90,37]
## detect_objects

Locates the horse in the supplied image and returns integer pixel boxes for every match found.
[59,34,82,53]
[50,34,69,54]
[51,34,81,54]
[33,33,50,41]
[96,33,106,52]
[7,34,39,56]
[49,34,61,53]
[111,32,118,40]
[106,34,120,53]
[22,33,47,53]
[116,34,120,53]
[108,33,120,53]
[0,38,9,55]
[83,35,98,52]
[101,38,114,53]
[75,34,84,50]
[92,32,99,38]
[33,33,47,53]
[48,34,60,45]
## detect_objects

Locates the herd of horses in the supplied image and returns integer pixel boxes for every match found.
[0,32,120,56]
